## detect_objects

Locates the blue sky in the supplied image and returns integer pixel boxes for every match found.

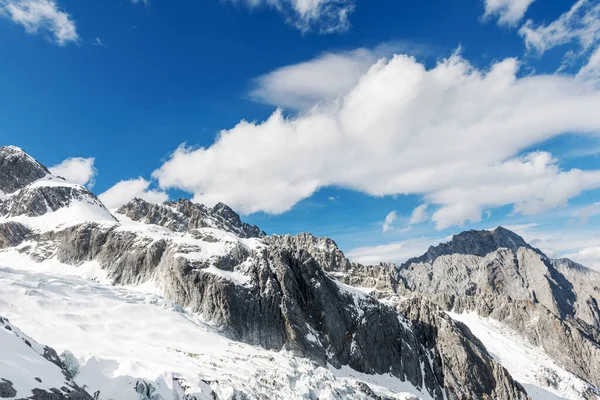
[1,0,600,269]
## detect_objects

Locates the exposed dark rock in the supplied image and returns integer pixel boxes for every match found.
[0,146,49,195]
[0,379,17,398]
[0,222,30,248]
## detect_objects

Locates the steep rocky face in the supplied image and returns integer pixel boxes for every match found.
[268,233,398,292]
[117,197,265,239]
[428,294,600,394]
[9,221,528,400]
[0,316,92,400]
[0,146,50,196]
[404,227,537,265]
[397,244,600,329]
[395,298,528,400]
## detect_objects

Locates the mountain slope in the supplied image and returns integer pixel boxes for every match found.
[0,315,92,399]
[1,145,598,400]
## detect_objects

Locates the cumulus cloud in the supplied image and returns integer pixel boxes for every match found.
[0,0,78,45]
[231,0,354,33]
[98,178,168,209]
[519,0,600,54]
[409,204,428,225]
[49,157,97,188]
[382,211,397,233]
[153,51,600,228]
[483,0,535,26]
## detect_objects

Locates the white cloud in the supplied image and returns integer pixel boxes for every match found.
[428,151,600,229]
[483,0,535,26]
[578,45,600,80]
[408,204,428,225]
[251,48,381,111]
[347,236,446,265]
[501,222,600,263]
[153,51,600,228]
[251,43,431,110]
[232,0,354,33]
[519,0,600,54]
[98,178,168,209]
[49,157,97,188]
[564,246,600,271]
[382,211,397,233]
[0,0,78,45]
[576,201,600,224]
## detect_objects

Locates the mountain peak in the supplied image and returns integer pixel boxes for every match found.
[0,146,50,195]
[403,226,535,266]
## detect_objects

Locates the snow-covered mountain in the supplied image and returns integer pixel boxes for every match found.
[0,145,599,400]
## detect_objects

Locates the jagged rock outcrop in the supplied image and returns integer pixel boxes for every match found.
[0,316,93,400]
[0,180,114,221]
[268,233,398,292]
[117,197,265,238]
[0,146,50,195]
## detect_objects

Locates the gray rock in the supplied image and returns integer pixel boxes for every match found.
[0,378,17,398]
[28,225,529,399]
[432,294,600,394]
[0,222,30,248]
[117,198,265,238]
[0,146,49,195]
[0,181,114,221]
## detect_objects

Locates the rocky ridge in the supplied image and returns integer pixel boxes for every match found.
[1,145,597,399]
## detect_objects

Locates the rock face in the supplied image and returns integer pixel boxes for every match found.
[0,146,50,195]
[117,197,265,238]
[396,228,600,329]
[22,223,527,399]
[0,316,92,400]
[267,233,398,292]
[430,294,600,392]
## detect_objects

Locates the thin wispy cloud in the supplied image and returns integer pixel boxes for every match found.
[230,0,354,34]
[0,0,78,45]
[409,204,428,225]
[519,0,600,54]
[483,0,535,26]
[93,37,107,48]
[382,211,397,233]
